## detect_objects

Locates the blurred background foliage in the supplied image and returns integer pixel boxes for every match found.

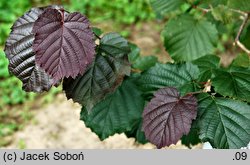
[0,0,154,146]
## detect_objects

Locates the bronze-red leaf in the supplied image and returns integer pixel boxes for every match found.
[32,8,95,83]
[142,87,198,148]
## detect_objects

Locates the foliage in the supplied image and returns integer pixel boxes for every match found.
[2,0,250,149]
[0,0,154,144]
[146,0,250,148]
[63,33,130,111]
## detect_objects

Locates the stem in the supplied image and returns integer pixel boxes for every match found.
[229,8,246,16]
[187,91,204,95]
[196,6,211,13]
[131,68,141,73]
[185,0,202,13]
[190,4,250,55]
[94,33,101,40]
[234,13,250,55]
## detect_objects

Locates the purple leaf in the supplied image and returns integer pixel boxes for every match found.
[32,8,95,83]
[4,7,58,92]
[142,87,198,148]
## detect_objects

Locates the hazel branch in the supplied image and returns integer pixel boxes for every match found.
[234,13,250,55]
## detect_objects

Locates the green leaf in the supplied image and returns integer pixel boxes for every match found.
[137,62,200,97]
[198,94,250,149]
[193,55,220,72]
[163,14,218,61]
[228,0,250,12]
[150,0,185,16]
[230,54,250,68]
[92,27,103,37]
[63,54,130,110]
[128,43,158,71]
[100,32,131,58]
[80,79,145,140]
[128,43,140,63]
[133,56,158,71]
[212,67,250,102]
[192,55,220,82]
[125,119,148,144]
[181,120,201,148]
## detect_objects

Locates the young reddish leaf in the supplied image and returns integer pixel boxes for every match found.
[32,8,95,83]
[4,7,57,92]
[142,87,198,148]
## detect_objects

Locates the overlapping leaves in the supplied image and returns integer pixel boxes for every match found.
[4,7,55,92]
[4,6,95,91]
[137,62,200,97]
[4,4,250,149]
[63,33,131,110]
[143,87,198,148]
[125,119,148,144]
[181,120,201,148]
[192,55,220,82]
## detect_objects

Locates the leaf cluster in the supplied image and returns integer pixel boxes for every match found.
[3,1,250,149]
[146,0,250,148]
